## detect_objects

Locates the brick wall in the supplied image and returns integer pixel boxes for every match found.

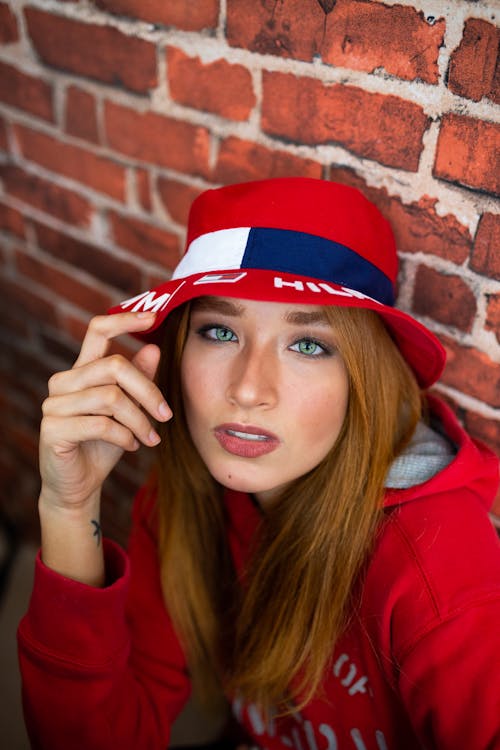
[0,0,499,540]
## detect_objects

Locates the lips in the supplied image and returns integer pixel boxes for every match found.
[214,423,280,458]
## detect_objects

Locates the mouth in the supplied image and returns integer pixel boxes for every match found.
[214,423,280,458]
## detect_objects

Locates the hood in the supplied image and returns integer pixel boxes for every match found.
[384,395,499,512]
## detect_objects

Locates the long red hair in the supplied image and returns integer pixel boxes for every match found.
[155,302,422,712]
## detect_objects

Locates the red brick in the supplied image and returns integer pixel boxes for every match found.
[8,421,39,466]
[0,275,58,327]
[14,124,126,201]
[136,168,152,212]
[0,201,25,238]
[94,0,219,31]
[448,18,500,104]
[157,178,201,226]
[0,165,92,227]
[485,293,500,345]
[109,211,180,270]
[104,101,210,176]
[0,292,32,338]
[213,136,323,184]
[59,312,89,347]
[441,336,500,408]
[330,166,472,264]
[0,2,19,43]
[16,249,112,314]
[32,221,141,295]
[228,0,444,84]
[0,60,53,122]
[262,72,430,171]
[464,411,500,459]
[434,114,500,196]
[40,328,81,365]
[470,213,500,280]
[3,350,55,403]
[412,265,476,332]
[24,7,157,94]
[0,117,7,151]
[65,86,99,143]
[167,47,255,121]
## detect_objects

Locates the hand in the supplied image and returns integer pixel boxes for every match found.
[39,311,172,513]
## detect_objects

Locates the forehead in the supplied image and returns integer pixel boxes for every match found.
[191,296,332,325]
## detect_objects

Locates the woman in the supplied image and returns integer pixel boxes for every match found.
[18,178,500,749]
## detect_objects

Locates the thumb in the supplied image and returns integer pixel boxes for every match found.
[132,343,162,382]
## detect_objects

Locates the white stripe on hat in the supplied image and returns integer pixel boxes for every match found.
[172,227,250,280]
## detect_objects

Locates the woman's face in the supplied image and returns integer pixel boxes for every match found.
[180,297,349,505]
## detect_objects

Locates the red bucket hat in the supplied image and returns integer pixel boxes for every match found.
[109,177,445,388]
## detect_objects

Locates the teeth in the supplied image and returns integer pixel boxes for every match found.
[227,429,268,442]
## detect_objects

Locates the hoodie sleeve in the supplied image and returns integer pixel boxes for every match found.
[397,597,500,749]
[384,486,500,750]
[17,487,191,750]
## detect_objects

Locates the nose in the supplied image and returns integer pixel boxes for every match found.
[226,343,278,410]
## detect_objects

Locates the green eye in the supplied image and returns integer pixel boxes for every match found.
[215,327,234,342]
[298,340,319,355]
[293,338,325,356]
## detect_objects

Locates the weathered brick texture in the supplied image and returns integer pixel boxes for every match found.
[65,87,99,144]
[413,266,477,332]
[0,116,7,151]
[108,211,181,269]
[471,213,500,280]
[0,2,18,43]
[94,0,220,32]
[0,201,25,238]
[24,7,158,93]
[214,138,322,184]
[167,48,256,121]
[0,61,54,121]
[441,337,500,409]
[227,0,444,83]
[14,124,127,200]
[32,222,141,296]
[486,293,500,344]
[0,165,93,226]
[262,72,430,171]
[448,18,500,103]
[104,101,211,176]
[434,114,500,195]
[0,0,498,534]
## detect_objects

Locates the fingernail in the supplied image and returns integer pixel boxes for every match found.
[136,311,156,319]
[158,401,172,420]
[148,430,161,445]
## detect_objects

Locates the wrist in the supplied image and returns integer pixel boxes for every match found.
[38,487,101,517]
[38,492,106,588]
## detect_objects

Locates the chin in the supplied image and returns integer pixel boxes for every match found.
[208,462,283,499]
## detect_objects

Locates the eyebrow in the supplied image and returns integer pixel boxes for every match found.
[192,296,330,327]
[191,297,245,316]
[284,309,330,326]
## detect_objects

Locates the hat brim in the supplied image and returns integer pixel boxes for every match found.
[108,268,445,389]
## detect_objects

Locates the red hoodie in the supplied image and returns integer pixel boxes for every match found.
[18,398,500,749]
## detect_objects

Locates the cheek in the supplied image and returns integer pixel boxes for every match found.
[180,352,218,423]
[300,376,349,444]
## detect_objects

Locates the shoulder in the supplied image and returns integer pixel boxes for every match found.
[363,487,500,662]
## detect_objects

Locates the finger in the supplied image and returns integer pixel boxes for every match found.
[42,385,161,447]
[132,343,161,383]
[131,344,173,419]
[48,354,170,423]
[41,414,140,454]
[74,311,157,368]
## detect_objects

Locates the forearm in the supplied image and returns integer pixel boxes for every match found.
[39,490,105,587]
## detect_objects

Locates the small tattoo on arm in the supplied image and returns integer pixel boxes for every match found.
[91,519,102,547]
